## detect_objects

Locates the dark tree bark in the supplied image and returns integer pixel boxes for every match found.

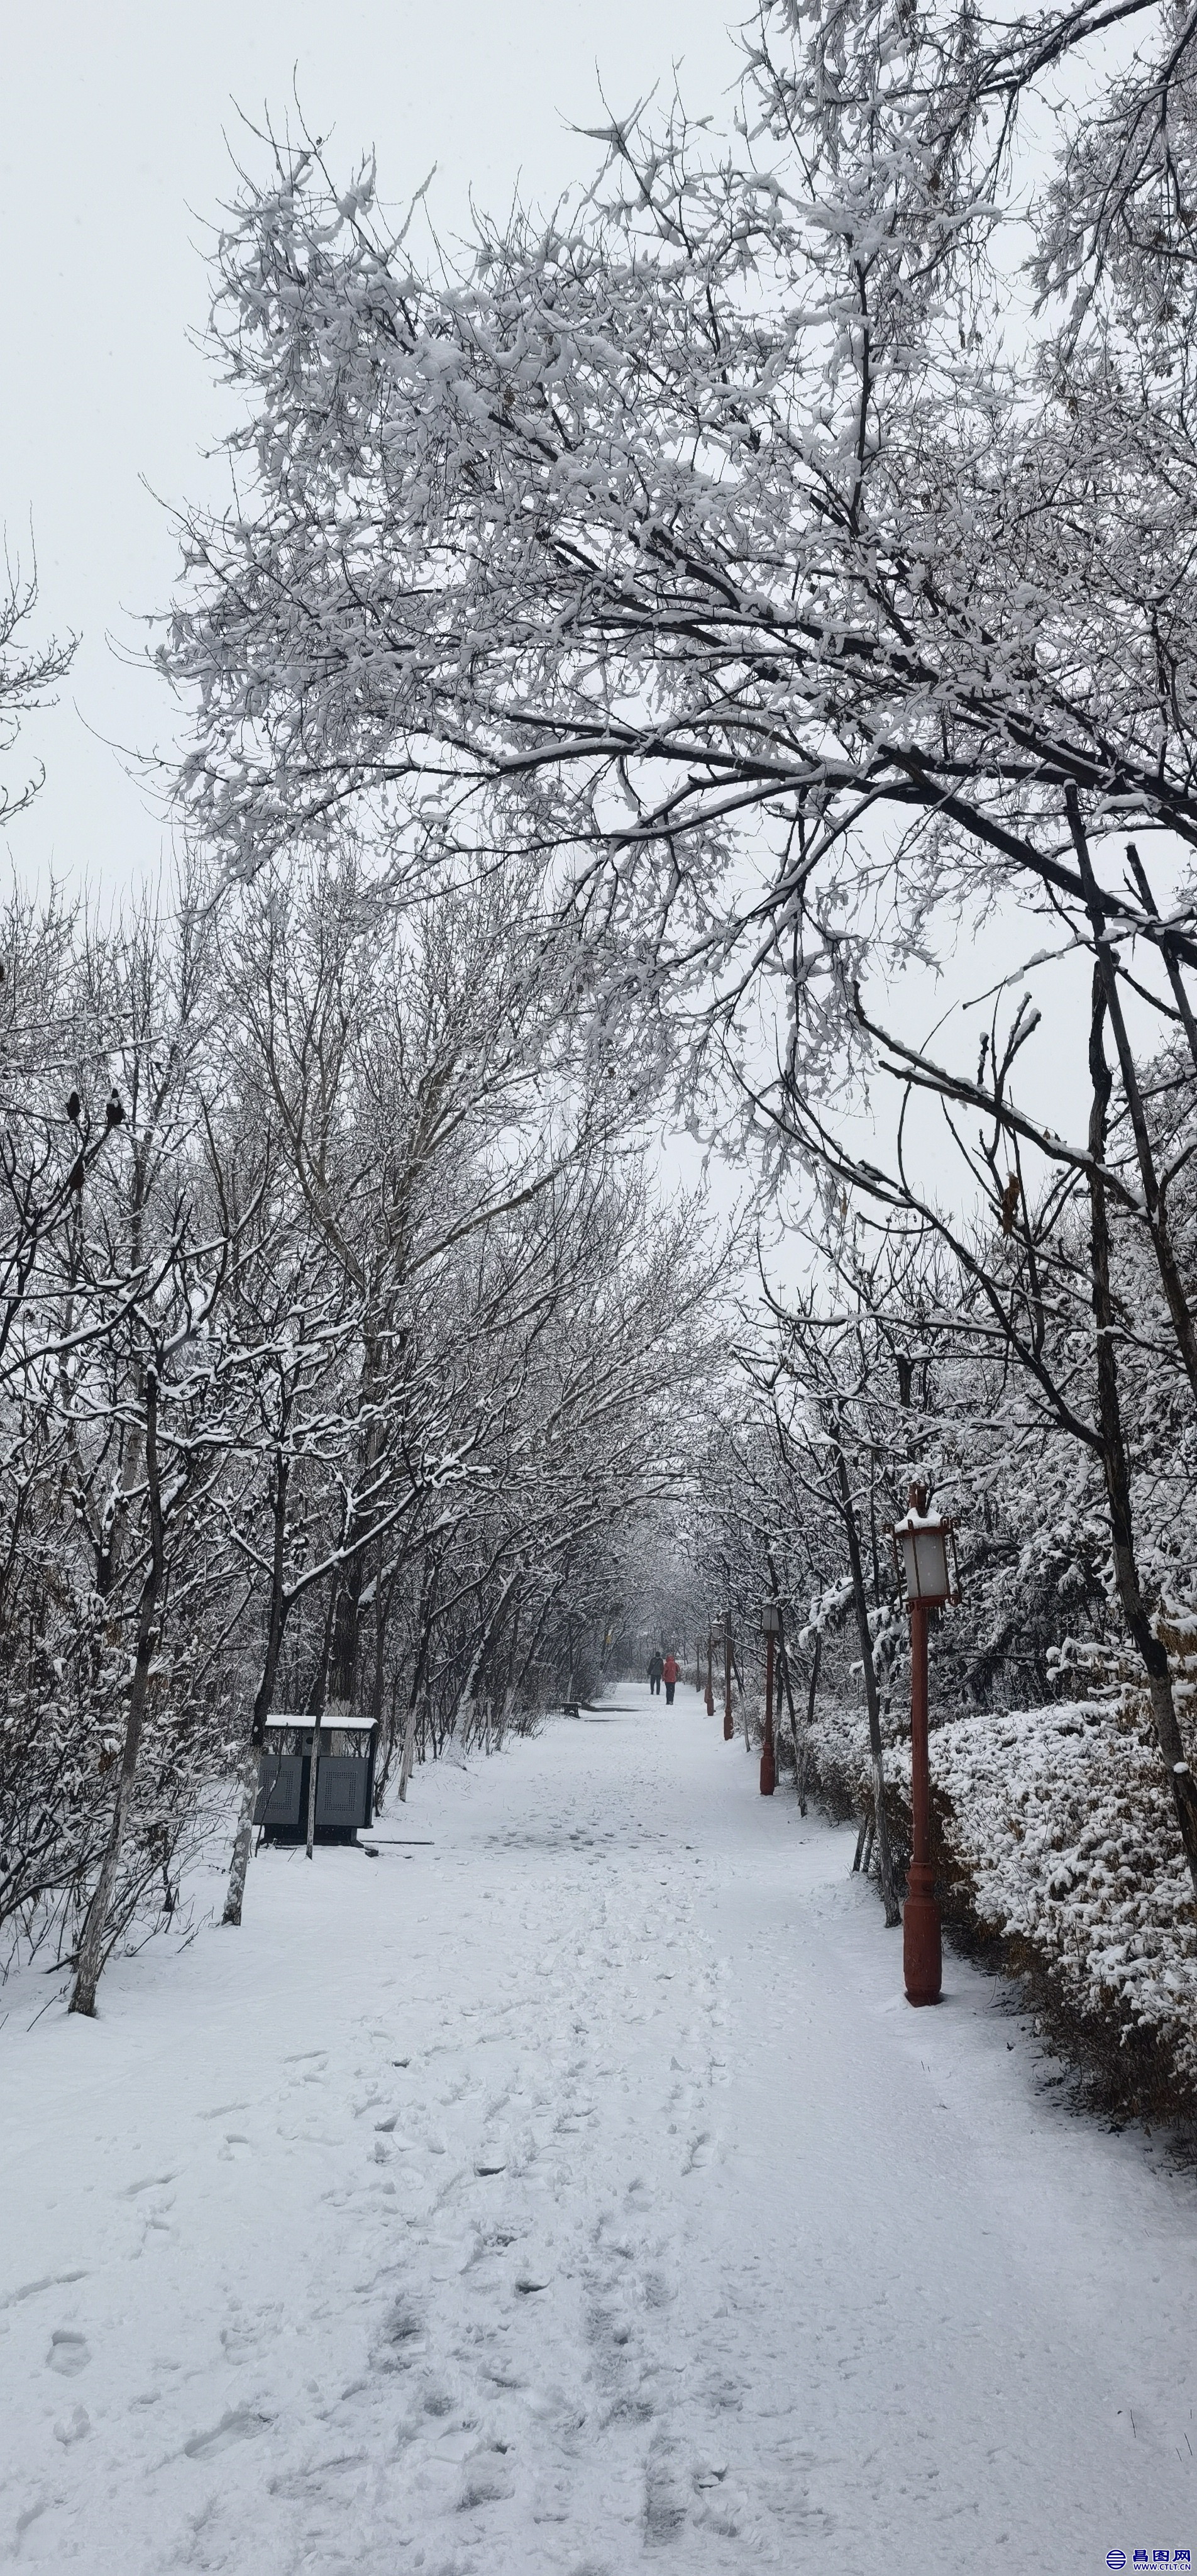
[831,1429,901,1926]
[224,1428,293,1926]
[1070,792,1197,1409]
[1087,969,1197,1898]
[767,1545,807,1813]
[70,1363,165,2017]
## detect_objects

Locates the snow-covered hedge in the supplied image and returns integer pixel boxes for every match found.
[795,1693,1197,2120]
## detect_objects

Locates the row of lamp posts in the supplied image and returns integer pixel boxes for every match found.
[709,1483,954,2009]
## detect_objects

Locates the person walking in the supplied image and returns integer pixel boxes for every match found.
[662,1651,678,1706]
[647,1650,663,1696]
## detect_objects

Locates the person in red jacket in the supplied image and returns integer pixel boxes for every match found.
[661,1652,679,1706]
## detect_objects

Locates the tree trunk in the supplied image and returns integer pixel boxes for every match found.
[793,1631,820,1816]
[223,1739,262,1931]
[326,1326,385,1713]
[398,1699,419,1801]
[1126,845,1197,1084]
[302,1573,341,1858]
[454,1572,521,1757]
[1071,792,1197,1407]
[832,1433,900,1926]
[504,1584,558,1738]
[766,1548,804,1810]
[493,1592,522,1749]
[380,1559,436,1806]
[1087,972,1197,1899]
[397,1567,448,1802]
[329,1548,364,1708]
[224,1436,292,1927]
[305,1716,322,1858]
[70,1366,165,2017]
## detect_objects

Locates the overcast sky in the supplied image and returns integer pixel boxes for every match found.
[1,0,734,906]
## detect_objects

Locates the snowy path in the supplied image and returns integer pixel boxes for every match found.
[2,1685,1196,2573]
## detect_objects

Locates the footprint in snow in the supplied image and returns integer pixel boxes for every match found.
[184,2404,272,2460]
[53,2405,90,2446]
[373,2297,426,2369]
[219,2300,281,2362]
[643,2441,690,2543]
[219,2135,253,2161]
[458,2445,515,2509]
[0,2269,87,2311]
[47,2331,89,2377]
[434,2428,477,2463]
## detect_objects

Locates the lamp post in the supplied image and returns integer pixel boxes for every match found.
[891,1484,956,2007]
[759,1600,781,1796]
[723,1620,734,1741]
[705,1631,715,1716]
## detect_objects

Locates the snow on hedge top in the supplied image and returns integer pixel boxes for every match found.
[804,1688,1197,2089]
[935,1701,1197,2072]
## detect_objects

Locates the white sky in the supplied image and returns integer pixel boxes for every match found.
[0,0,735,907]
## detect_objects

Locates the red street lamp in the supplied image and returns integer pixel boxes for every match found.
[722,1620,734,1741]
[891,1484,957,2006]
[759,1599,781,1797]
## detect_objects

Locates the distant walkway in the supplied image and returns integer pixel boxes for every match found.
[1,1683,1194,2570]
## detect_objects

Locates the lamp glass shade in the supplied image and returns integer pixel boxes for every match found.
[898,1521,951,1602]
[761,1601,782,1636]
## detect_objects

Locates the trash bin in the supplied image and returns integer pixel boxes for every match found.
[255,1715,378,1845]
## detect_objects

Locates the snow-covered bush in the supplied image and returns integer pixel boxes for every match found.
[934,1697,1197,2111]
[790,1670,1197,2121]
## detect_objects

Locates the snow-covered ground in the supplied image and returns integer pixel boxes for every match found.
[2,1684,1195,2574]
